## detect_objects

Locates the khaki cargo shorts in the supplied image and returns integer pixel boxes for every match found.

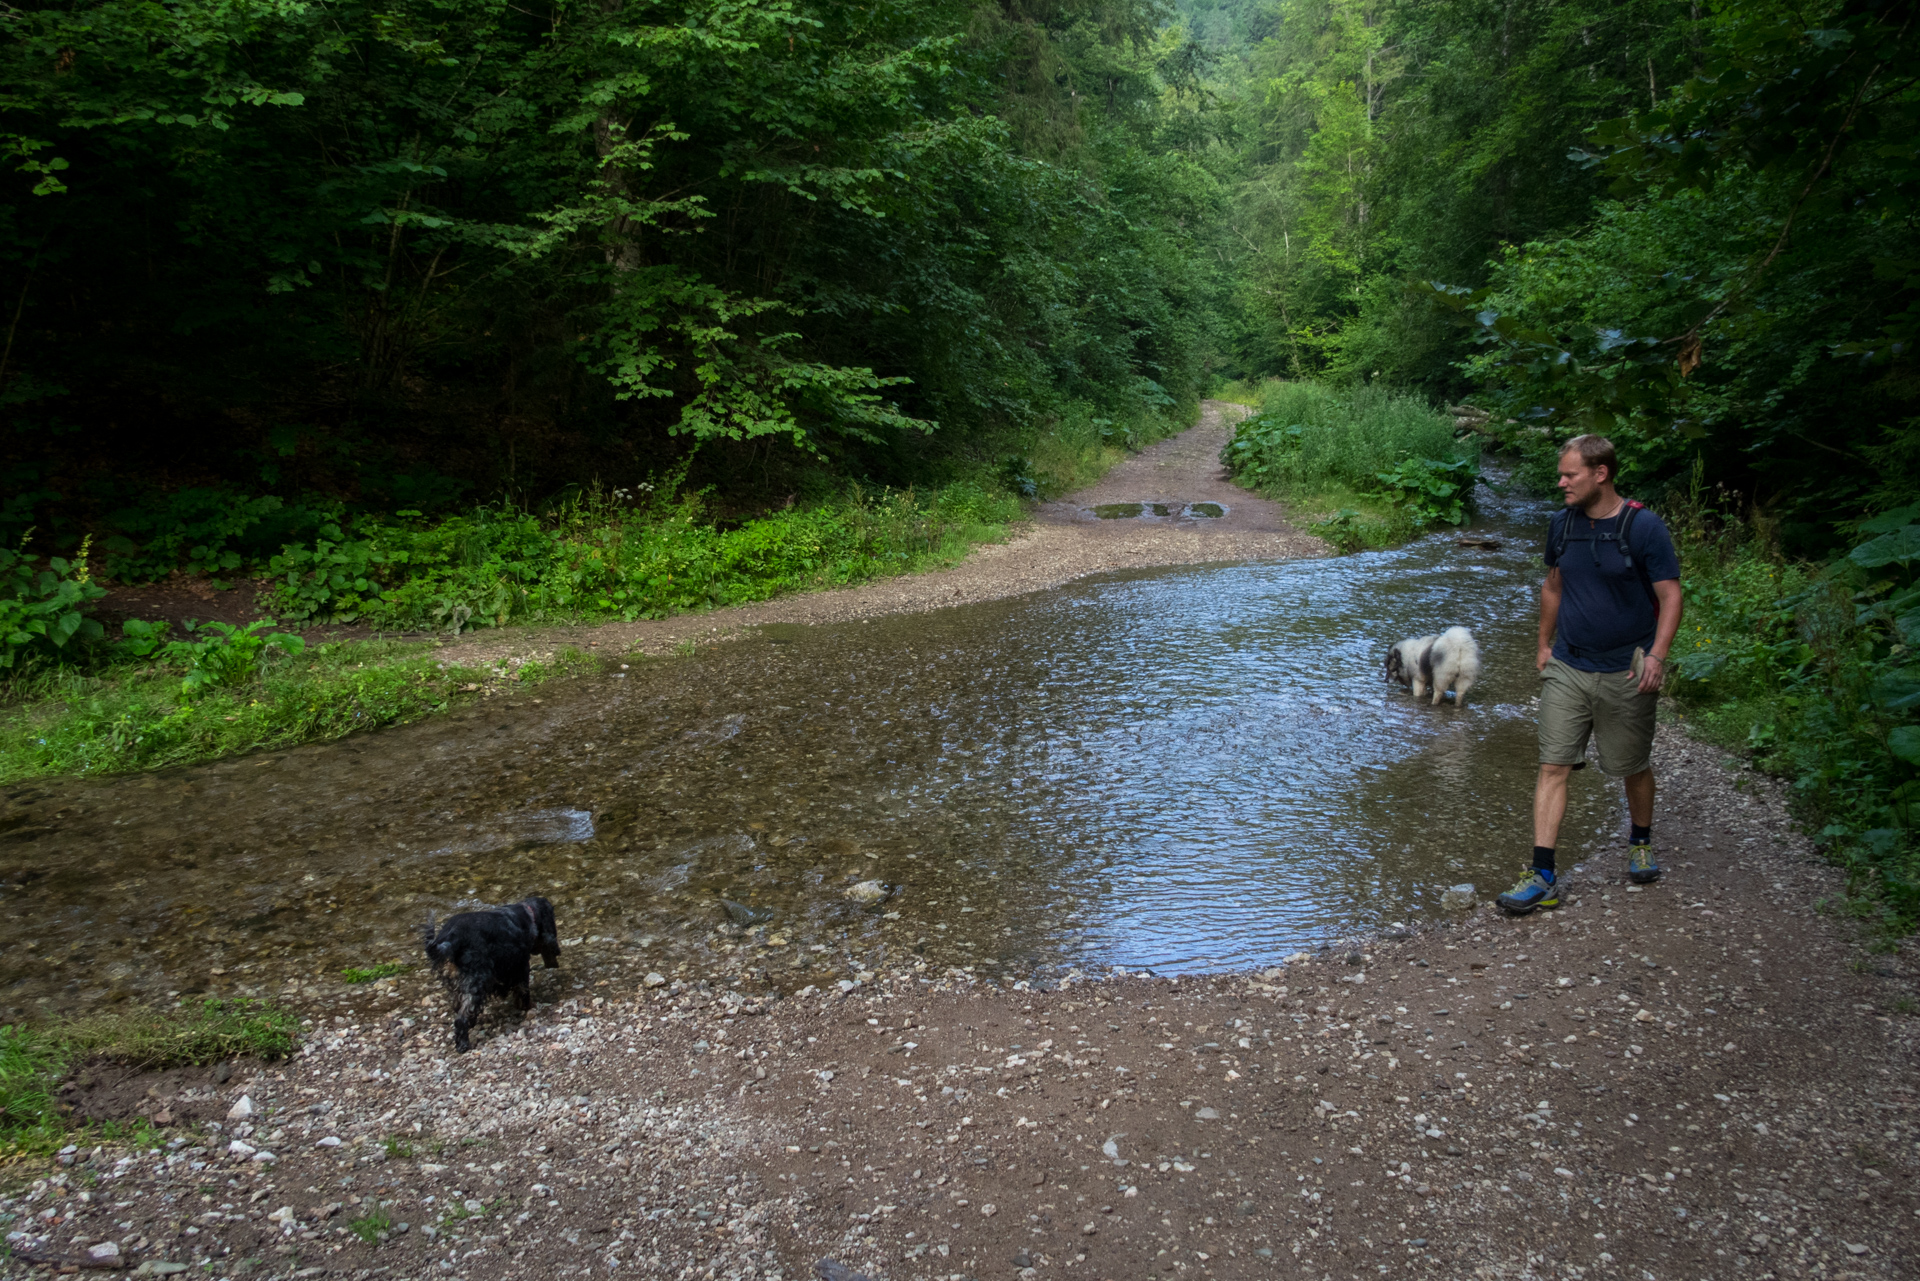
[1538,657,1657,777]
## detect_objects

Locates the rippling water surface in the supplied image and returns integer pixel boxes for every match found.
[2,478,1630,1013]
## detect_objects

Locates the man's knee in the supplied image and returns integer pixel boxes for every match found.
[1537,762,1575,783]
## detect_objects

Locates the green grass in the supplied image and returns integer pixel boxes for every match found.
[1218,379,1469,546]
[0,999,299,1152]
[1023,400,1192,498]
[0,641,598,783]
[348,1208,393,1243]
[341,963,411,984]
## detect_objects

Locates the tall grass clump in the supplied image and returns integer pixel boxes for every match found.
[1220,380,1475,547]
[0,641,590,782]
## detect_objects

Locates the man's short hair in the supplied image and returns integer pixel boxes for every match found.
[1560,434,1618,485]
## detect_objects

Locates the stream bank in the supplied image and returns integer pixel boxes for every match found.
[13,728,1916,1281]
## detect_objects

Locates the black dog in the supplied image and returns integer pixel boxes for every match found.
[420,896,560,1052]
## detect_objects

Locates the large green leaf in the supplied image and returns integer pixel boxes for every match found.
[1889,726,1920,766]
[1850,527,1920,570]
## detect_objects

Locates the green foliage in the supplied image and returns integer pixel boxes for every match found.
[1409,0,1919,543]
[0,999,298,1148]
[0,640,568,782]
[160,621,306,699]
[341,963,410,984]
[1,0,1222,542]
[0,539,105,669]
[0,1025,67,1147]
[259,483,1019,630]
[1671,487,1920,930]
[348,1208,394,1243]
[1374,456,1478,528]
[1219,379,1471,539]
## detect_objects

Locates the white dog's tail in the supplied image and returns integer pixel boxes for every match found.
[1432,626,1482,705]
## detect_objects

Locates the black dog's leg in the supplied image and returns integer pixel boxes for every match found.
[453,990,481,1053]
[508,955,533,1012]
[541,947,559,970]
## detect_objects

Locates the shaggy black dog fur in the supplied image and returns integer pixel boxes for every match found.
[420,896,560,1052]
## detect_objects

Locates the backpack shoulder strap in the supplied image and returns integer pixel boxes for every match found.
[1548,507,1572,565]
[1619,499,1658,606]
[1618,499,1645,567]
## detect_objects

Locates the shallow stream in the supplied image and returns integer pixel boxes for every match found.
[1,478,1629,1014]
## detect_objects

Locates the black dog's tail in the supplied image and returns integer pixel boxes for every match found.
[420,911,449,962]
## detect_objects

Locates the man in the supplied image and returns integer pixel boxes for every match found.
[1497,434,1684,915]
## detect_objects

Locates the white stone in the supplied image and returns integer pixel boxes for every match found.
[315,1136,342,1147]
[226,1140,256,1158]
[844,880,893,905]
[86,1242,121,1264]
[226,1096,255,1122]
[642,973,667,988]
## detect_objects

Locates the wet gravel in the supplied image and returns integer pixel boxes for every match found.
[12,727,1917,1281]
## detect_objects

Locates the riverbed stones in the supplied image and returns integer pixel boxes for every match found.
[1440,883,1476,909]
[843,879,893,905]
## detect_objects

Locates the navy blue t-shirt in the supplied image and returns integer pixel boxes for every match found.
[1544,503,1681,673]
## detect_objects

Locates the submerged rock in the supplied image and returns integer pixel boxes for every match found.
[719,898,773,926]
[1440,883,1477,910]
[844,880,895,905]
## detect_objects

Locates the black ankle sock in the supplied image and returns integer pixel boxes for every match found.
[1630,824,1652,845]
[1532,846,1556,877]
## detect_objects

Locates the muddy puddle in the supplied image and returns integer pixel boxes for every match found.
[2,477,1628,1015]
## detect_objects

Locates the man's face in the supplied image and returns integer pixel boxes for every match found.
[1557,452,1608,508]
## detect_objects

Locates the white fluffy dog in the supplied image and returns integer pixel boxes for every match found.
[1384,626,1482,706]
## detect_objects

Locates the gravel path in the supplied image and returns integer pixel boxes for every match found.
[20,729,1917,1281]
[440,400,1325,667]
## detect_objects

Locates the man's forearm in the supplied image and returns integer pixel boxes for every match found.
[1651,580,1684,659]
[1538,576,1562,651]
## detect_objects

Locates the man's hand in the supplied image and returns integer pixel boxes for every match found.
[1637,653,1665,694]
[1537,642,1553,673]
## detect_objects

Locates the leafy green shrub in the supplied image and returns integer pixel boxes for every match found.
[1375,456,1480,527]
[162,620,306,698]
[100,489,292,583]
[0,538,105,669]
[1672,492,1920,928]
[1221,380,1474,538]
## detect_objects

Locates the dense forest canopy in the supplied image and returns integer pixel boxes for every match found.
[1193,0,1916,548]
[1,0,1224,555]
[1,0,1914,562]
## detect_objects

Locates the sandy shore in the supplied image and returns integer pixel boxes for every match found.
[20,725,1917,1281]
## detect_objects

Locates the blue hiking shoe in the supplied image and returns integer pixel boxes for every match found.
[1627,844,1661,884]
[1496,870,1560,915]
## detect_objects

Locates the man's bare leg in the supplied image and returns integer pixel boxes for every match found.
[1623,768,1654,827]
[1533,763,1574,849]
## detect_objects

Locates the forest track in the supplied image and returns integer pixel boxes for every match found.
[440,399,1325,669]
[34,725,1917,1281]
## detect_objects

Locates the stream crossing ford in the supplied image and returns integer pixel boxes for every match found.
[0,476,1629,1016]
